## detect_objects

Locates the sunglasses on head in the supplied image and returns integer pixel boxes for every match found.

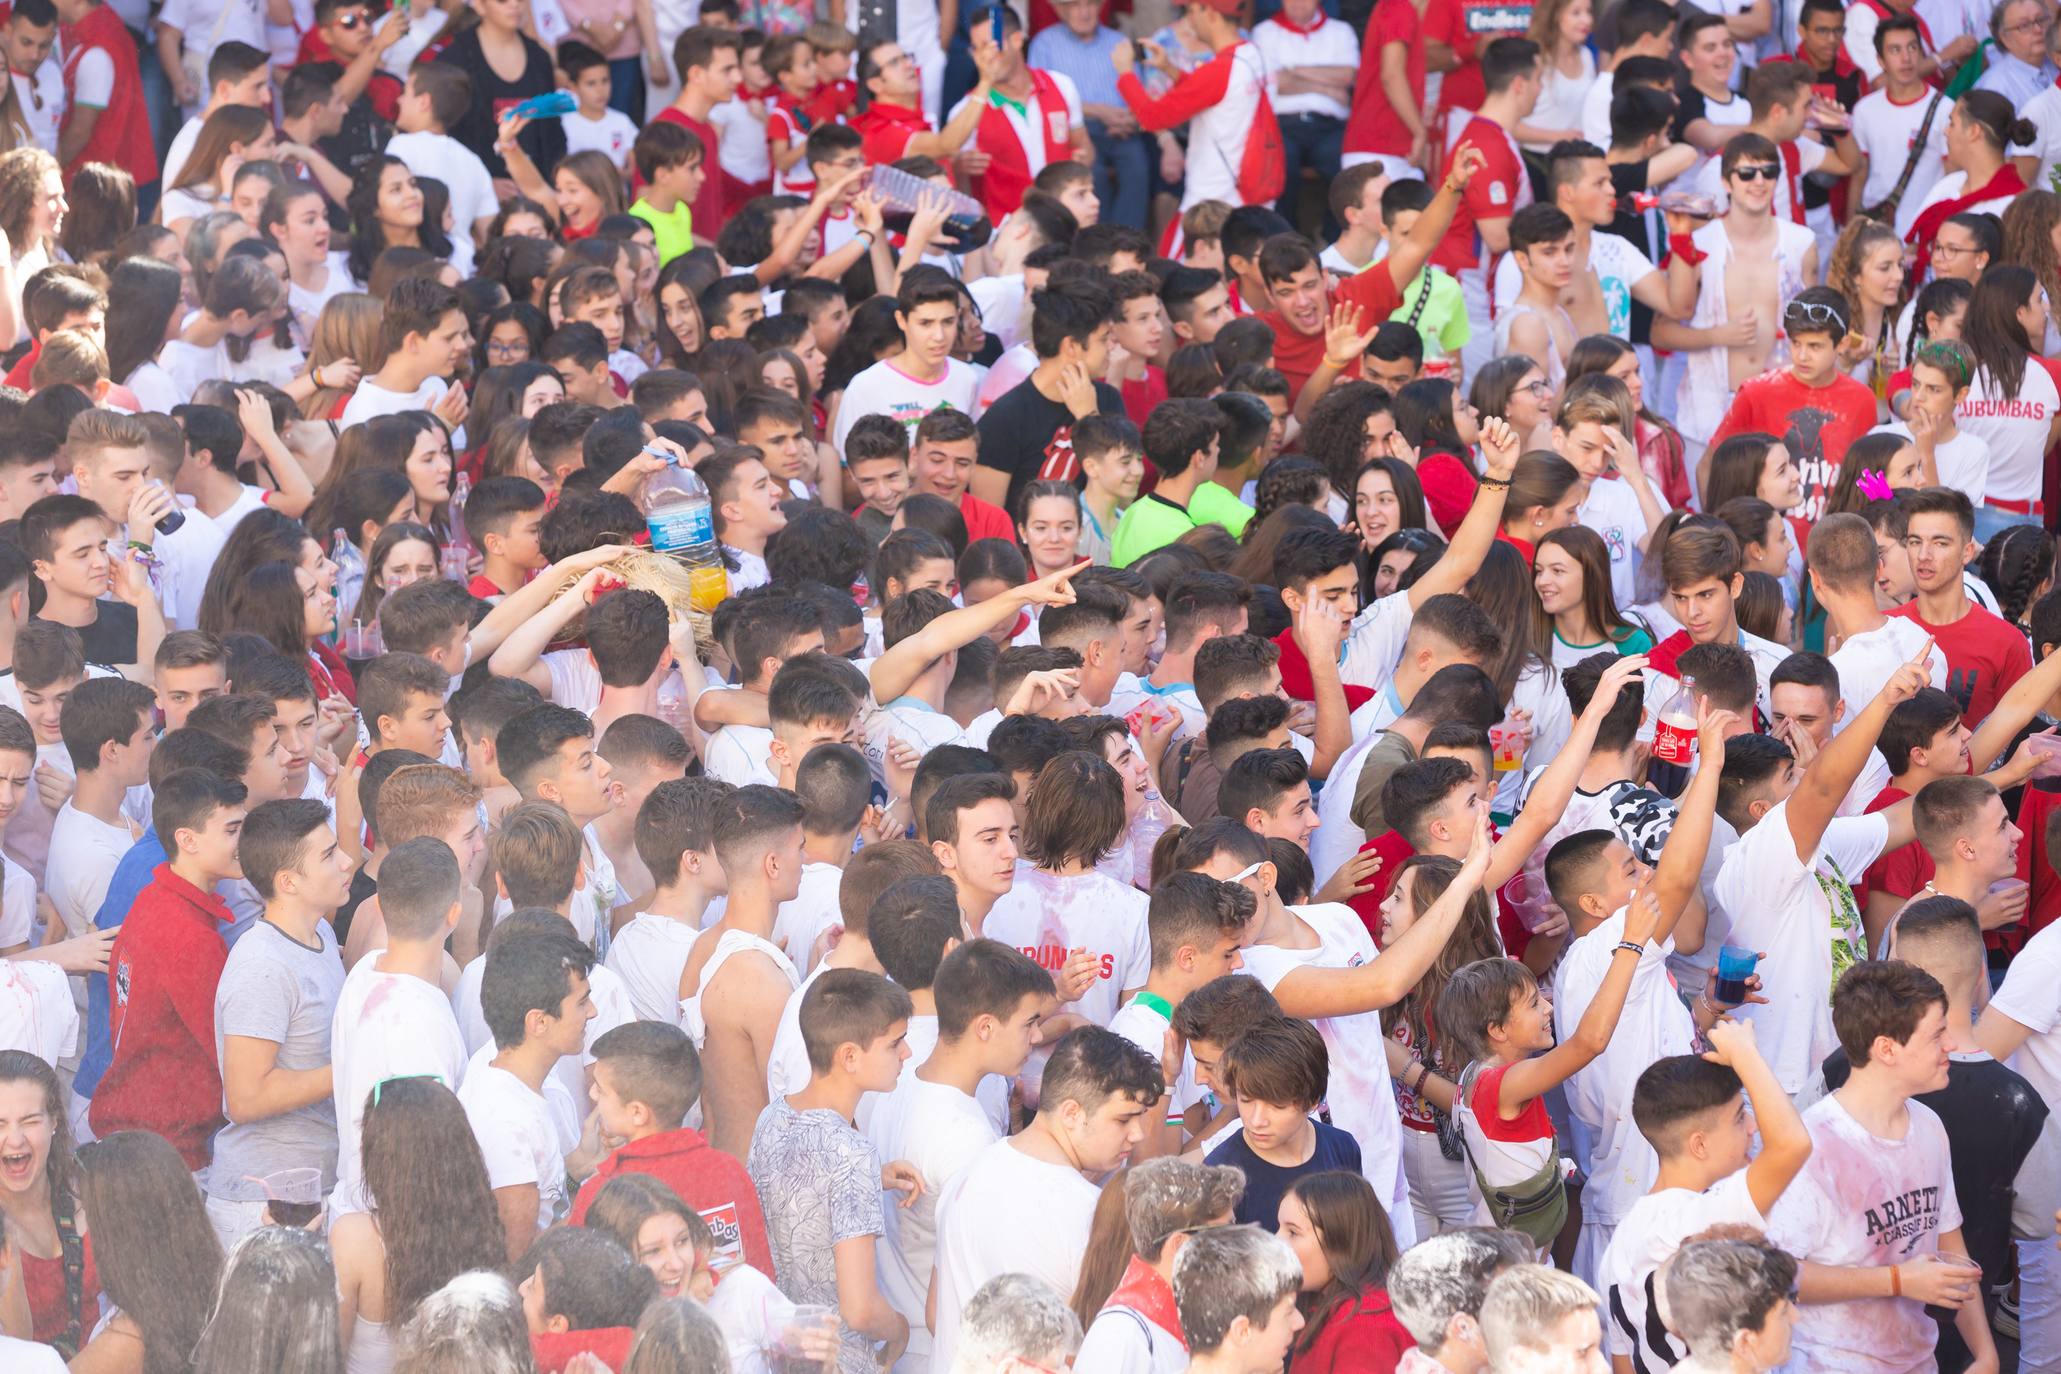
[1730,163,1781,182]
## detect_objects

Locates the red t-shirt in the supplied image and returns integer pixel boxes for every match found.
[1120,366,1167,430]
[1345,0,1425,158]
[568,1127,774,1276]
[2017,781,2061,937]
[1347,827,1533,959]
[1859,783,1927,916]
[852,99,931,165]
[1708,369,1879,525]
[1433,115,1527,275]
[1890,601,2033,726]
[1293,1289,1415,1373]
[1261,259,1403,403]
[958,491,1017,543]
[802,78,857,124]
[652,107,728,238]
[90,865,234,1169]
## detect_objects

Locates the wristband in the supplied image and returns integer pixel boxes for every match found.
[1323,355,1358,370]
[1669,232,1708,266]
[311,365,325,390]
[1478,475,1511,490]
[1890,1264,1902,1298]
[1613,940,1644,957]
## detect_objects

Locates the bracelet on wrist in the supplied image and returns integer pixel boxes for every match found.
[1613,940,1644,957]
[1322,355,1357,370]
[1478,475,1511,489]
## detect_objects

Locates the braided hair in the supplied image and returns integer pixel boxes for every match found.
[1978,523,2056,631]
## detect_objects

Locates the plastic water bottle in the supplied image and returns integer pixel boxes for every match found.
[1651,675,1697,766]
[442,472,473,582]
[642,451,726,612]
[330,528,365,624]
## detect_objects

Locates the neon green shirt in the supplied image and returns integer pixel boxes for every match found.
[1109,481,1255,567]
[631,197,695,266]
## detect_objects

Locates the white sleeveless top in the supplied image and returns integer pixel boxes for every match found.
[1493,302,1574,394]
[345,1313,394,1374]
[679,930,799,1049]
[1676,217,1816,443]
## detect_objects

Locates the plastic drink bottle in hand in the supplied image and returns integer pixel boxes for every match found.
[868,162,994,251]
[1652,676,1697,766]
[642,450,727,612]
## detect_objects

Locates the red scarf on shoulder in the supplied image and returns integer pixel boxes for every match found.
[1905,163,2026,269]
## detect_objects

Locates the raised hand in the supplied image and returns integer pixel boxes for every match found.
[1292,594,1346,664]
[1585,653,1650,716]
[1701,1015,1759,1066]
[1695,703,1739,769]
[1055,946,1101,1002]
[1003,668,1081,718]
[1477,414,1520,479]
[1322,302,1377,368]
[1444,143,1488,189]
[1621,883,1661,947]
[1022,557,1090,608]
[1460,807,1494,881]
[1314,847,1384,904]
[1883,636,1936,705]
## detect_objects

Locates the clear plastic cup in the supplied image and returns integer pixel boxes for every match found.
[254,1166,323,1228]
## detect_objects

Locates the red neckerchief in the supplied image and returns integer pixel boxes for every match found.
[1905,163,2025,266]
[531,1327,635,1374]
[1269,9,1327,35]
[1647,628,1693,680]
[1273,626,1376,711]
[1104,1256,1188,1349]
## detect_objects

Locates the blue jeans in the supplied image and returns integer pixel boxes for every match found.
[1975,501,2042,545]
[1086,117,1152,231]
[608,54,646,124]
[1276,111,1346,237]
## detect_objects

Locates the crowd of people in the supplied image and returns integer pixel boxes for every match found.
[0,0,2057,1369]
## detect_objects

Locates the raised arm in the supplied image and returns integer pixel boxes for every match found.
[1378,143,1488,301]
[1485,654,1650,890]
[1705,1018,1812,1216]
[1273,812,1495,1018]
[1499,882,1660,1107]
[868,560,1087,703]
[471,543,635,664]
[1785,637,1933,863]
[236,388,315,519]
[1292,597,1352,779]
[1406,413,1516,608]
[1650,703,1736,935]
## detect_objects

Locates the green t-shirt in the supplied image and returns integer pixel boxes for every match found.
[1109,481,1255,567]
[631,197,695,266]
[1393,266,1470,358]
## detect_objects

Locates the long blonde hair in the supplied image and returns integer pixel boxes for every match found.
[1527,0,1589,55]
[302,292,385,420]
[0,146,58,258]
[1827,217,1907,322]
[2003,190,2061,329]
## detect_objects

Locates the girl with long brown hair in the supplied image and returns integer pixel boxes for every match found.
[1374,853,1505,1239]
[2001,188,2061,354]
[1279,1170,1411,1370]
[70,1130,223,1374]
[1562,335,1690,509]
[159,105,276,240]
[0,1050,97,1356]
[1826,217,1908,416]
[1535,524,1653,667]
[332,1076,505,1372]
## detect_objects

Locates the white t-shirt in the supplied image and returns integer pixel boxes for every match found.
[562,106,639,166]
[162,111,206,190]
[387,130,499,237]
[539,648,602,716]
[287,253,358,353]
[866,1073,1001,1365]
[2020,82,2061,208]
[765,960,827,1105]
[1988,917,2061,1106]
[1598,1168,1767,1363]
[0,957,77,1067]
[1552,910,1695,1226]
[604,911,704,1024]
[1575,472,1646,610]
[328,954,471,1215]
[1872,420,1992,509]
[124,361,182,414]
[1578,68,1616,148]
[1957,358,2061,505]
[705,722,776,788]
[147,506,227,632]
[771,861,843,969]
[864,696,970,786]
[67,43,113,111]
[44,803,132,942]
[830,357,981,455]
[1826,615,1948,721]
[724,547,769,592]
[0,853,34,949]
[14,58,63,155]
[931,1138,1100,1372]
[709,95,772,184]
[1713,802,1888,1093]
[983,865,1150,1030]
[1110,995,1204,1115]
[1239,902,1416,1249]
[1252,13,1358,118]
[1851,87,1951,240]
[1767,1094,1963,1374]
[1494,231,1656,344]
[457,1059,570,1233]
[0,1333,66,1374]
[1102,677,1205,743]
[339,376,462,445]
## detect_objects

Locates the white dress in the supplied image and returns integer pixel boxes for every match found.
[1523,47,1596,152]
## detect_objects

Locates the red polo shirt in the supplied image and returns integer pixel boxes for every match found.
[90,864,234,1169]
[957,491,1016,543]
[569,1126,773,1276]
[652,106,729,238]
[853,99,932,164]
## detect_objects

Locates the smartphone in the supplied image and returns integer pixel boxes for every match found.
[990,7,1005,44]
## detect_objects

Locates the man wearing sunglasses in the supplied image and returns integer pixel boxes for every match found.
[1666,132,1822,452]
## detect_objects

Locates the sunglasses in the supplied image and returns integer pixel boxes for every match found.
[1730,163,1781,182]
[371,1073,445,1106]
[1786,300,1846,329]
[333,11,368,26]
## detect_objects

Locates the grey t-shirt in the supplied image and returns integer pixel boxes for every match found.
[208,918,345,1201]
[747,1098,886,1374]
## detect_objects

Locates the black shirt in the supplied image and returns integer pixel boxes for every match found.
[35,601,137,669]
[1670,79,1746,144]
[333,865,379,949]
[436,29,565,180]
[1206,1120,1363,1230]
[974,372,1125,512]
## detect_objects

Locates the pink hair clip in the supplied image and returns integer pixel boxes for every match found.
[1857,469,1894,501]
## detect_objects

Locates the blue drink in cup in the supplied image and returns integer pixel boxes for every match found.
[1715,945,1757,1005]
